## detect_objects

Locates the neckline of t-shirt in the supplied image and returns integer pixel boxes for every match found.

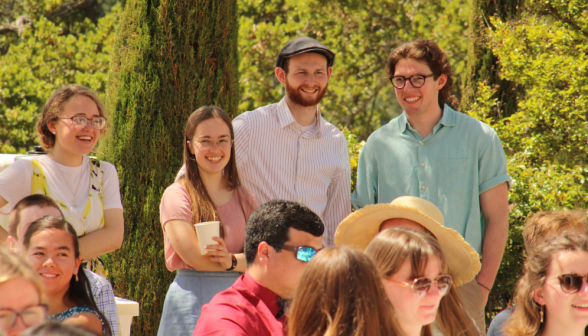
[215,188,238,208]
[43,155,87,172]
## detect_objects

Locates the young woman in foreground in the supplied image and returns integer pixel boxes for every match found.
[365,228,480,336]
[504,233,588,336]
[288,246,402,336]
[24,216,111,336]
[0,247,46,336]
[157,106,258,335]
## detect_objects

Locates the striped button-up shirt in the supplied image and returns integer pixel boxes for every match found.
[234,97,351,245]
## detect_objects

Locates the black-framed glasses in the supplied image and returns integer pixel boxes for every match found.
[0,304,48,329]
[58,116,107,130]
[390,74,435,89]
[388,275,452,297]
[558,273,588,294]
[280,245,322,262]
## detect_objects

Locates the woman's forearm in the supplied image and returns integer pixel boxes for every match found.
[78,208,124,260]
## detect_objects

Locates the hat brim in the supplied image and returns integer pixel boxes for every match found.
[335,204,481,287]
[276,48,335,68]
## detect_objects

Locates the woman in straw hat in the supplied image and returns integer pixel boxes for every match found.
[335,196,482,336]
[288,246,403,336]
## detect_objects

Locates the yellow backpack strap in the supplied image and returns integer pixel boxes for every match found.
[31,159,50,196]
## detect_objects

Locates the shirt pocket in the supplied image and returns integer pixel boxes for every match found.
[436,158,470,194]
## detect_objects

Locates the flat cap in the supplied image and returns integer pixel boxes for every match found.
[276,37,335,68]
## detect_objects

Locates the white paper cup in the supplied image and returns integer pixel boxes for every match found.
[194,221,220,255]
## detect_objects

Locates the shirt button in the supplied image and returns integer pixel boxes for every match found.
[420,142,424,146]
[422,186,426,190]
[421,163,425,167]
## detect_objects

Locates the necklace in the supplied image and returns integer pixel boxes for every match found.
[53,158,84,207]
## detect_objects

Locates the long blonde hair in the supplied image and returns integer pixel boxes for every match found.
[0,246,44,300]
[365,228,480,336]
[504,233,588,336]
[288,246,403,336]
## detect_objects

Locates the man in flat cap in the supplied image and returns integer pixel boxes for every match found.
[232,37,350,246]
[177,37,349,246]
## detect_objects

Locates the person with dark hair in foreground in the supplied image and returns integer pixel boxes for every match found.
[352,39,511,334]
[6,195,119,336]
[24,217,112,336]
[193,199,324,336]
[288,246,403,336]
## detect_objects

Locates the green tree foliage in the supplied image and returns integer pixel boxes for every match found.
[0,0,119,153]
[461,0,525,120]
[101,0,239,333]
[238,0,471,140]
[466,0,588,318]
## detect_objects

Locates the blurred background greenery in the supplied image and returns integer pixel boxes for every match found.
[1,0,587,331]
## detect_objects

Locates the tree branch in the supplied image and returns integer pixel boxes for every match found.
[540,3,588,39]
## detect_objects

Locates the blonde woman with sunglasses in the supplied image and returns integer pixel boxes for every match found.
[365,228,480,336]
[504,233,588,336]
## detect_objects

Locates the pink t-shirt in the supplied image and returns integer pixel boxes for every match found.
[160,182,259,272]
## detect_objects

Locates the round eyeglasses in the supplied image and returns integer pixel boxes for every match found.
[59,116,107,130]
[279,245,322,262]
[388,275,452,297]
[0,304,48,329]
[390,74,435,89]
[557,273,588,294]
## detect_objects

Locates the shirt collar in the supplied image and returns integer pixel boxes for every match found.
[398,104,455,133]
[277,97,323,137]
[242,271,283,318]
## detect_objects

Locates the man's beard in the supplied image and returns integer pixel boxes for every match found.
[285,77,328,107]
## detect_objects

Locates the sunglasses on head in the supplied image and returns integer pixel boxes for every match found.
[388,275,453,297]
[557,273,588,294]
[280,244,322,262]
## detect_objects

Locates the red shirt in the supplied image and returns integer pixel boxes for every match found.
[193,271,286,336]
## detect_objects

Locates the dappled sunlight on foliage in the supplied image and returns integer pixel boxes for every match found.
[467,2,588,314]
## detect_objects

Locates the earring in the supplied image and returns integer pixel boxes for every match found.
[75,273,79,282]
[540,304,544,323]
[222,168,225,176]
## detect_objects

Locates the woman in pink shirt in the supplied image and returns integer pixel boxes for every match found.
[157,106,258,336]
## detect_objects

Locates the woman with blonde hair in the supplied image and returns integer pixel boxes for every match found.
[0,246,46,336]
[288,246,403,336]
[365,228,480,336]
[503,233,588,336]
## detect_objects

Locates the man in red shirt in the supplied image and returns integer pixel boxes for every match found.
[193,200,324,336]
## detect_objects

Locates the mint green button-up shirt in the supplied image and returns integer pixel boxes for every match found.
[351,105,511,254]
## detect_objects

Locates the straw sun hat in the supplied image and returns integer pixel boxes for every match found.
[335,196,481,287]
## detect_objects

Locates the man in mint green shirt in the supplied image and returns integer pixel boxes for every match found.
[351,39,510,334]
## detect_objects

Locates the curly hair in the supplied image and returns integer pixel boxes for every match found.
[386,39,453,108]
[244,200,324,265]
[504,233,588,336]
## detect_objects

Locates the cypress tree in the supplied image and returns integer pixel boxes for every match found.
[101,0,238,333]
[461,0,524,120]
